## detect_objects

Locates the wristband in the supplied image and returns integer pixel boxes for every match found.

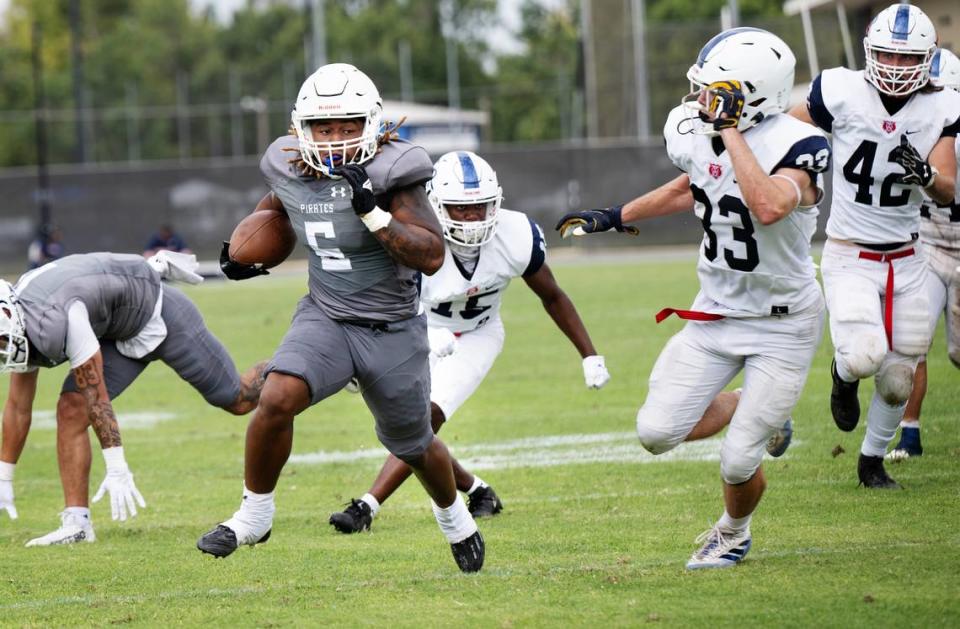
[770,174,802,208]
[359,207,392,232]
[0,461,14,481]
[102,446,127,469]
[922,166,940,190]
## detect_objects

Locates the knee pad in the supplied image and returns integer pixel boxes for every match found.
[839,335,887,380]
[876,363,914,405]
[720,448,760,485]
[635,408,677,455]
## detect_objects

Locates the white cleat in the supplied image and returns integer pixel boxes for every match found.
[685,525,751,570]
[26,511,96,547]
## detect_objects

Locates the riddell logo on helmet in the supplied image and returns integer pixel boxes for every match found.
[709,163,723,179]
[882,120,897,134]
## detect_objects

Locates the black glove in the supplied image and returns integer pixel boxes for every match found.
[219,241,269,281]
[705,80,745,132]
[890,134,936,187]
[555,206,639,238]
[332,164,377,215]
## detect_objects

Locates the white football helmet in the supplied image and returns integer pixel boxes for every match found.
[0,281,29,373]
[930,48,960,91]
[427,151,502,247]
[863,4,937,97]
[682,27,796,136]
[291,63,383,177]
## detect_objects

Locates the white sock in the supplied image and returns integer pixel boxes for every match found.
[899,420,920,429]
[360,493,380,517]
[466,476,488,495]
[861,393,905,457]
[431,494,477,544]
[717,511,751,534]
[835,358,857,384]
[223,484,275,544]
[63,506,91,524]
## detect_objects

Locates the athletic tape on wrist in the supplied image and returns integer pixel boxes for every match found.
[360,207,392,232]
[0,461,15,481]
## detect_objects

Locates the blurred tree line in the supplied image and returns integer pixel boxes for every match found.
[0,0,847,167]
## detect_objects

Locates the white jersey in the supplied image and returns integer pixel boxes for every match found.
[919,136,960,251]
[664,107,830,317]
[421,208,545,333]
[808,68,960,244]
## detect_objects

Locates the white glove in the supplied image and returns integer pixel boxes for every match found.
[582,355,611,389]
[427,326,458,358]
[0,462,18,519]
[92,447,146,521]
[147,250,204,285]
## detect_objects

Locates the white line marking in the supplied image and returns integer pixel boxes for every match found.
[289,432,729,469]
[31,410,178,431]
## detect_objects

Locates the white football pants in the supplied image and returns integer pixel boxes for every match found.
[429,316,505,421]
[635,304,824,484]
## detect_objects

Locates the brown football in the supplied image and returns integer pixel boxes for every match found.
[228,209,297,268]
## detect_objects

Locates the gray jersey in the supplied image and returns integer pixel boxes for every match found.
[14,253,161,368]
[260,135,434,321]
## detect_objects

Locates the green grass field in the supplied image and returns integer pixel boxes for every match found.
[1,254,959,626]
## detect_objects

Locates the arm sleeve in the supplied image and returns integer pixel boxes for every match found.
[522,219,547,278]
[806,74,834,133]
[65,301,100,369]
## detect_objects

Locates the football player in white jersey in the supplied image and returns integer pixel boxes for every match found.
[557,28,829,569]
[789,5,960,487]
[888,48,960,460]
[329,150,610,533]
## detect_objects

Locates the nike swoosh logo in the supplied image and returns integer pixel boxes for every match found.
[905,130,920,135]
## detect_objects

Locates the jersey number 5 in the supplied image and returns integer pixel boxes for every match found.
[305,221,352,271]
[842,140,910,207]
[691,184,759,272]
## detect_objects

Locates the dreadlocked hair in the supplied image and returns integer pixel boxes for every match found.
[281,117,409,179]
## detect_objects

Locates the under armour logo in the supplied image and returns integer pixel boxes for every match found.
[330,185,348,198]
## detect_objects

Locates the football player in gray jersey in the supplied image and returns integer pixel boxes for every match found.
[0,252,266,546]
[198,63,485,572]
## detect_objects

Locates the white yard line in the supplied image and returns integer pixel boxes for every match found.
[30,410,178,430]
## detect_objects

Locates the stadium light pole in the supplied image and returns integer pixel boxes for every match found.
[631,0,650,140]
[69,0,88,163]
[31,20,52,243]
[311,0,327,70]
[579,0,599,140]
[440,0,462,135]
[399,40,414,102]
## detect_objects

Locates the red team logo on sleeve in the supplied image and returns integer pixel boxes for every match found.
[882,120,897,134]
[709,163,723,179]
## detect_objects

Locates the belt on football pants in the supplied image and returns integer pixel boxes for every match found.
[655,308,725,323]
[857,247,915,350]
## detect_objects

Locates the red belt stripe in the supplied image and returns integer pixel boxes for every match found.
[857,247,915,350]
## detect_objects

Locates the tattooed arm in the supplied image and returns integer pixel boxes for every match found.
[73,351,123,449]
[374,184,445,274]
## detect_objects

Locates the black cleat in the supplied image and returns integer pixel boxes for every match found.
[467,485,503,518]
[450,529,485,573]
[858,454,902,489]
[197,524,271,558]
[831,360,861,432]
[329,499,372,534]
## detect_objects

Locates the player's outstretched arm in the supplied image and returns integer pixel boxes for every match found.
[334,164,444,274]
[73,352,146,521]
[555,174,693,238]
[523,263,610,389]
[0,370,39,519]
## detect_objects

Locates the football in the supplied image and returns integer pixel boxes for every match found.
[228,209,297,268]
